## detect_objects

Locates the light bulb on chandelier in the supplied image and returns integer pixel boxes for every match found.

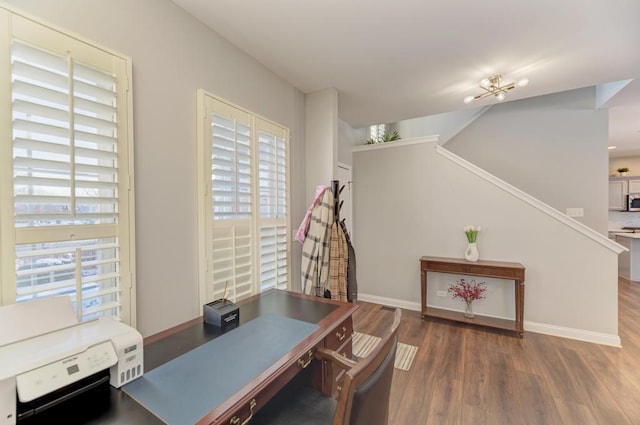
[463,74,529,104]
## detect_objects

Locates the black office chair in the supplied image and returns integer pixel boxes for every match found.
[254,308,401,425]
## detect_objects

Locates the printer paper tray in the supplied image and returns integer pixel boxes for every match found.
[17,368,110,422]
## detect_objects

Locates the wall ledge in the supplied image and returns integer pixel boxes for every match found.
[352,135,440,153]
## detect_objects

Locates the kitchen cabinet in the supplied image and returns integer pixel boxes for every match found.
[629,179,640,193]
[609,180,627,210]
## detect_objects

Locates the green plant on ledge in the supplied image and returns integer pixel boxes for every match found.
[618,167,630,173]
[365,130,401,145]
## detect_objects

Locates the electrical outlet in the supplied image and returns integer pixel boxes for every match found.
[566,208,584,217]
[436,290,447,297]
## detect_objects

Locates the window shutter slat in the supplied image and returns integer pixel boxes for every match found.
[13,118,69,138]
[14,156,70,172]
[12,79,68,106]
[74,112,117,133]
[11,41,67,72]
[12,98,68,123]
[15,175,70,189]
[74,96,116,117]
[73,61,116,88]
[73,79,116,104]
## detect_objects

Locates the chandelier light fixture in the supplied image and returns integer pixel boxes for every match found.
[464,74,529,104]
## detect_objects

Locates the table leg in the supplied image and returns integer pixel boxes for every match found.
[421,266,427,319]
[515,280,525,338]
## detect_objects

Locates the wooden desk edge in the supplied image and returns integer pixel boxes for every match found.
[143,289,353,345]
[420,255,525,270]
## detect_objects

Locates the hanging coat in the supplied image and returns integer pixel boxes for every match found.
[328,221,348,301]
[340,220,358,302]
[295,185,330,244]
[301,190,334,296]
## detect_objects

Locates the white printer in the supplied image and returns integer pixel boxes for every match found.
[0,297,143,425]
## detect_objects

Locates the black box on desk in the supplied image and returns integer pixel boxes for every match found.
[203,299,239,327]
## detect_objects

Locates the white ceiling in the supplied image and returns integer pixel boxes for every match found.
[171,0,640,157]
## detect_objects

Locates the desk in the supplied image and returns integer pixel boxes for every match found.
[420,256,525,337]
[22,290,358,424]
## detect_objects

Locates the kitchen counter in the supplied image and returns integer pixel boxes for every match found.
[614,232,640,239]
[616,234,640,281]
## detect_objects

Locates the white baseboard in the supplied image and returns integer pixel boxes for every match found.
[357,293,622,347]
[357,293,422,312]
[524,321,621,347]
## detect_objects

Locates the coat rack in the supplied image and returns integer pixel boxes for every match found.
[332,179,344,223]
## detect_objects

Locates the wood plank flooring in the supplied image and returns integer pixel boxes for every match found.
[352,279,640,425]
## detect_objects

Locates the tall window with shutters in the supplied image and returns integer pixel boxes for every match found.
[0,10,135,324]
[197,92,290,304]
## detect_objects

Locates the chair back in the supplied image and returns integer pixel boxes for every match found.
[333,308,401,425]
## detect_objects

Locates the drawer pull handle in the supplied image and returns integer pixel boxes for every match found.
[335,326,347,341]
[230,399,256,425]
[297,350,314,369]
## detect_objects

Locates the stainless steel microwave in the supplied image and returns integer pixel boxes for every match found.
[627,194,640,211]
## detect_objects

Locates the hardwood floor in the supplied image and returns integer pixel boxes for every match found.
[352,279,640,425]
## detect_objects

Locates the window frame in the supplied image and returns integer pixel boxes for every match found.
[196,90,290,305]
[0,7,136,325]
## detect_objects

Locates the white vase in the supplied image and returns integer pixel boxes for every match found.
[465,242,479,262]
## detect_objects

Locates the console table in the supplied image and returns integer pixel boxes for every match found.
[420,256,526,337]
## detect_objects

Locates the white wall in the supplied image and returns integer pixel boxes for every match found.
[445,88,609,233]
[353,140,620,345]
[3,0,307,337]
[338,119,365,166]
[610,156,640,177]
[305,88,338,205]
[393,107,490,145]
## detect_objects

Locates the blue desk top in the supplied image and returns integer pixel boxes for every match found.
[122,314,319,424]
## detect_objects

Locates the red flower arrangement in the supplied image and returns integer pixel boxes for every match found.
[447,278,486,303]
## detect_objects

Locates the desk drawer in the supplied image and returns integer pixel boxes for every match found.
[220,346,320,425]
[332,336,353,397]
[325,321,354,397]
[324,317,353,349]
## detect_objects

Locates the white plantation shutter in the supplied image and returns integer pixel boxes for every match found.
[212,225,252,300]
[198,92,289,304]
[259,226,288,292]
[211,113,252,220]
[12,41,119,228]
[257,121,289,291]
[1,11,135,324]
[258,129,287,219]
[208,101,254,301]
